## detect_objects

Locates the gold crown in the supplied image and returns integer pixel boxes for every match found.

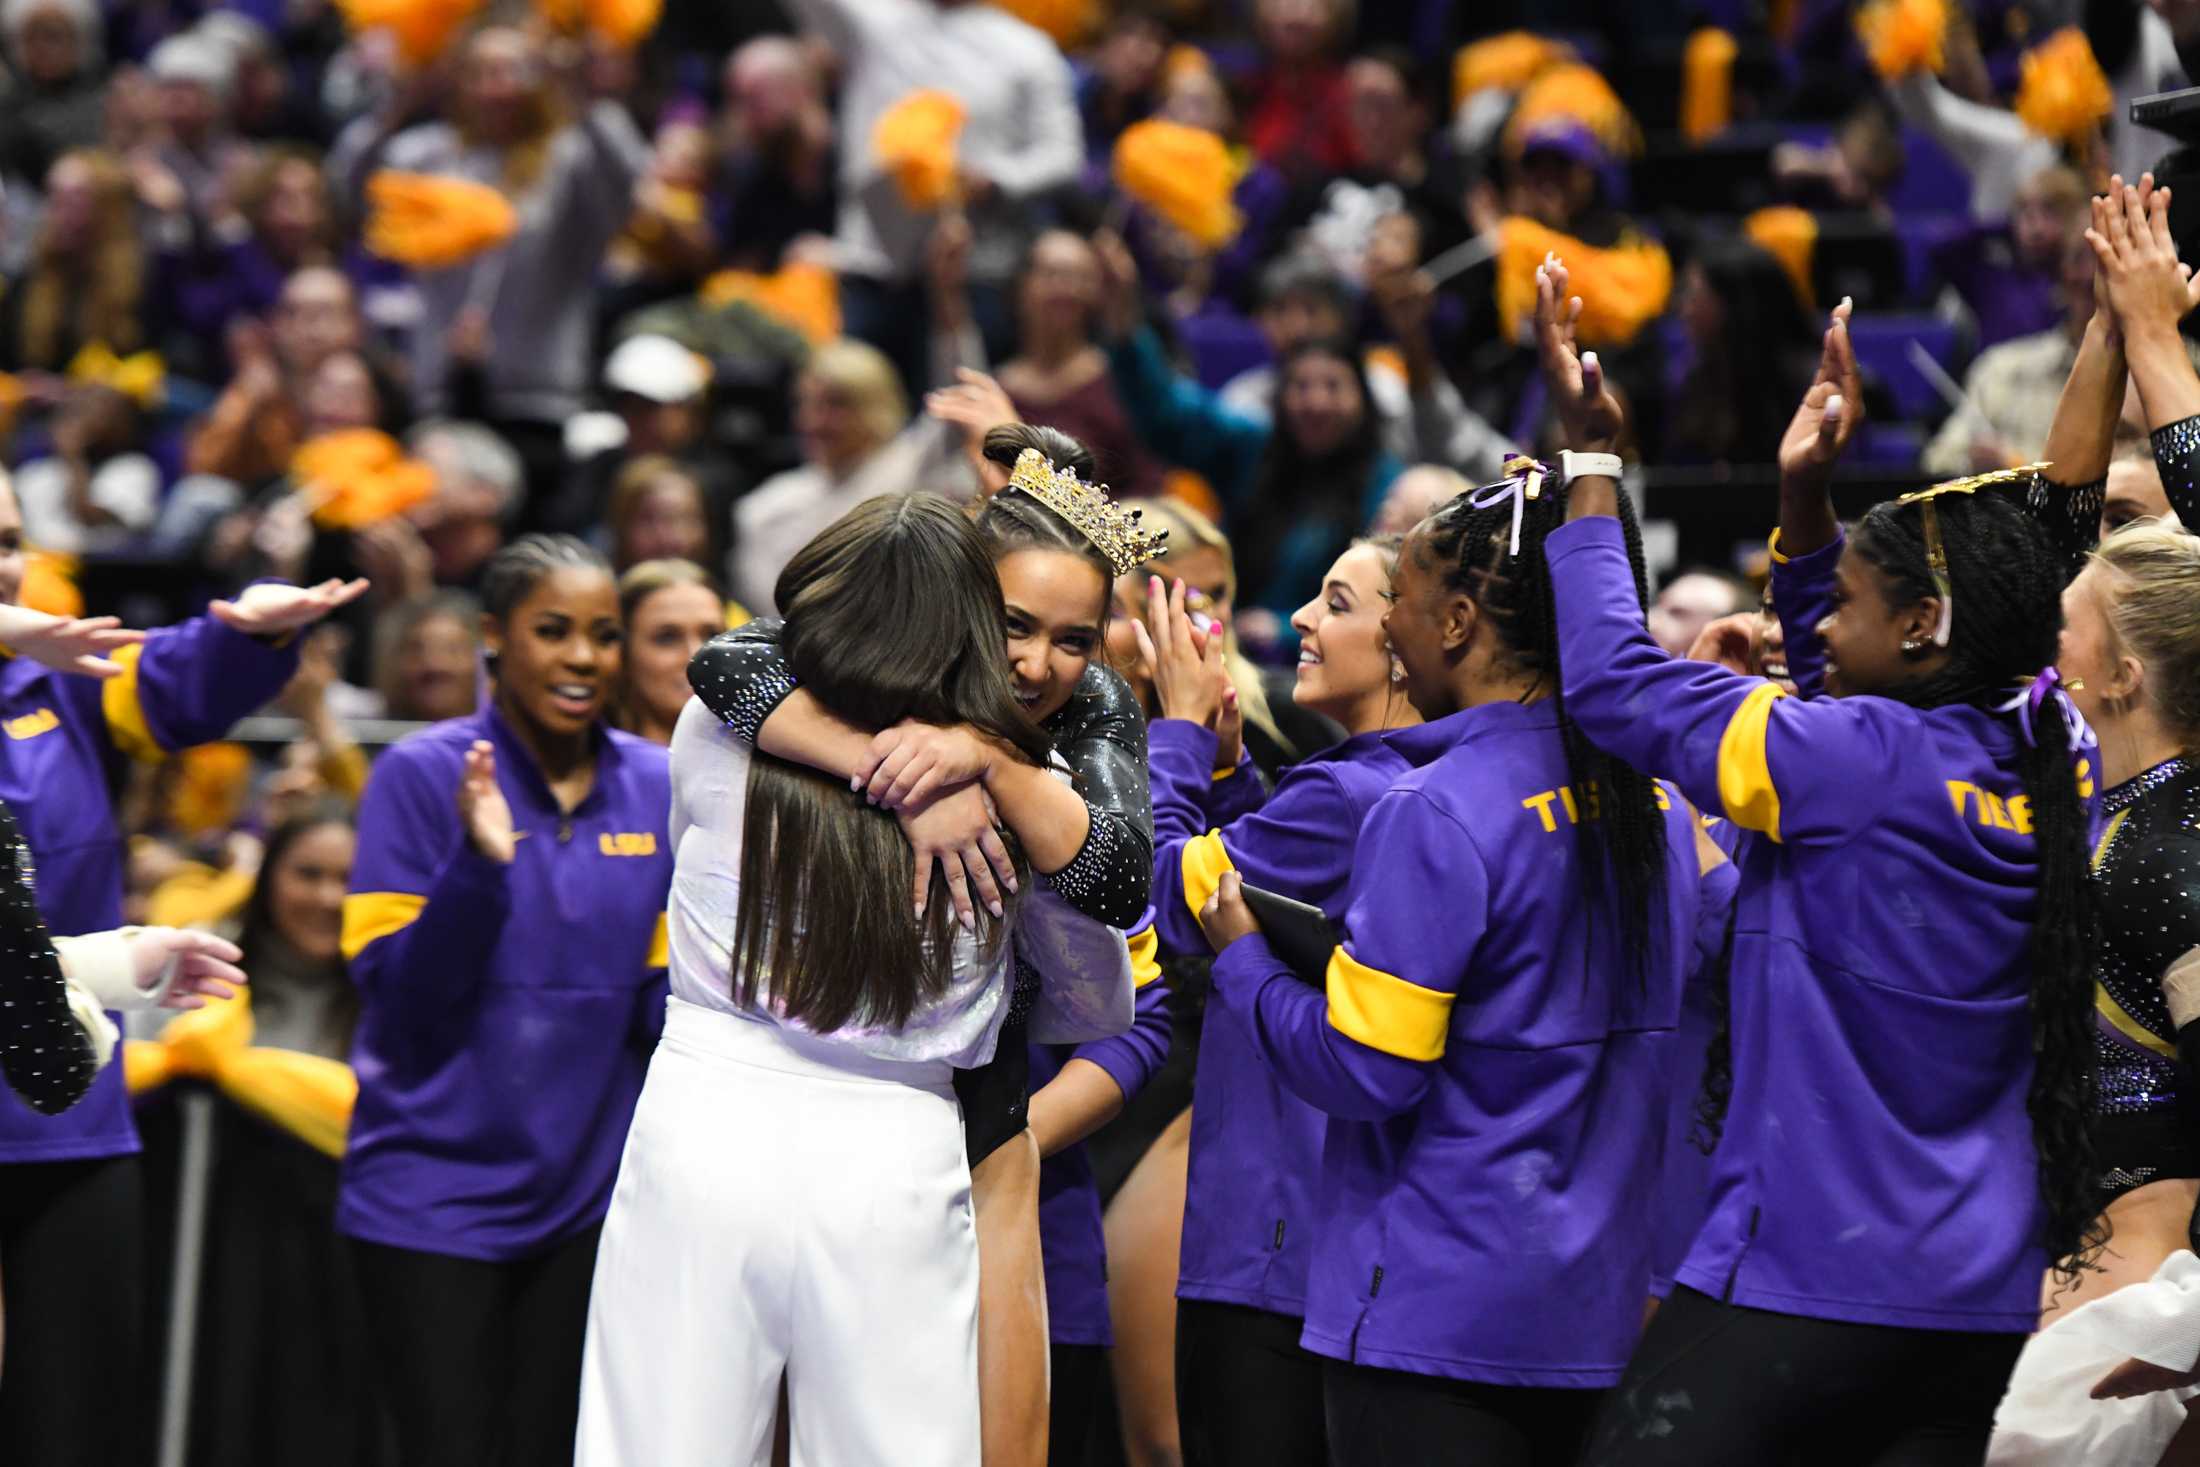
[1004,448,1169,577]
[1896,462,2051,504]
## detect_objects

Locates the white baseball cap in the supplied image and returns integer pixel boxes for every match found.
[603,334,710,404]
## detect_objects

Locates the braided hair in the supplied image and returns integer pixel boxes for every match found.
[1415,476,1670,983]
[481,533,611,621]
[1854,490,2103,1281]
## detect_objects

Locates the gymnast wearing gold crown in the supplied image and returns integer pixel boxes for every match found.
[606,431,1168,1463]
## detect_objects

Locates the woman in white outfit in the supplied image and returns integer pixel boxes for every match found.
[576,492,1130,1466]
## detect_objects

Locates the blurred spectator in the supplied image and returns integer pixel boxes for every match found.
[1931,162,2087,351]
[713,36,838,273]
[1290,48,1467,276]
[0,148,148,369]
[557,332,742,543]
[329,25,648,492]
[1241,0,1352,180]
[604,118,719,304]
[233,807,359,1061]
[0,0,103,187]
[400,420,524,594]
[787,0,1083,396]
[1369,461,1470,535]
[1649,568,1754,659]
[185,266,365,489]
[154,145,345,358]
[1664,237,1819,466]
[606,455,711,573]
[11,382,157,552]
[971,225,1163,499]
[371,590,482,723]
[1770,101,1904,217]
[612,558,728,745]
[731,337,970,614]
[145,28,247,226]
[1221,246,1511,481]
[1078,5,1171,161]
[1922,225,2096,476]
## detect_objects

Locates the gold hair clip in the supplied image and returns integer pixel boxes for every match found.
[1896,463,2049,647]
[1004,448,1169,578]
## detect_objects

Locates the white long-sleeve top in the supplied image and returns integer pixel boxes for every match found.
[666,698,1128,1067]
[786,0,1082,283]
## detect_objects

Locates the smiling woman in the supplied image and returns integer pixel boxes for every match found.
[340,533,673,1467]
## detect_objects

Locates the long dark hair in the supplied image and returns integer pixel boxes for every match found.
[975,424,1117,608]
[237,806,359,1045]
[732,495,1054,1033]
[1236,339,1384,596]
[1855,491,2102,1282]
[1668,236,1818,466]
[1414,477,1671,982]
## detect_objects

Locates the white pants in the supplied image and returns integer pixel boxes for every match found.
[575,998,980,1466]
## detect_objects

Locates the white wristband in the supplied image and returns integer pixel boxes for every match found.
[1559,450,1624,483]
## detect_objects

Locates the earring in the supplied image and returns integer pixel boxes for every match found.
[2065,676,2087,691]
[1390,659,1406,683]
[1900,638,1924,653]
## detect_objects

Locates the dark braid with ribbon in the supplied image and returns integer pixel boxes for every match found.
[1427,458,1670,988]
[1853,485,2104,1283]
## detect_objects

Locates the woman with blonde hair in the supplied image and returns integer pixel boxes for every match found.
[613,559,733,747]
[1106,497,1341,779]
[732,337,976,614]
[0,148,145,369]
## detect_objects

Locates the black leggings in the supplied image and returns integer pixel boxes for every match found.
[1323,1356,1600,1467]
[350,1226,602,1467]
[1177,1298,1329,1467]
[1049,1340,1110,1467]
[0,1155,146,1467]
[1579,1285,2026,1467]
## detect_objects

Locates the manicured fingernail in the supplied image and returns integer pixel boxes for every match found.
[960,912,976,934]
[988,900,1004,919]
[1006,875,1019,893]
[914,903,926,921]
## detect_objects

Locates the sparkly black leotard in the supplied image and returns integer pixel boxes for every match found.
[2092,757,2200,1203]
[0,800,94,1116]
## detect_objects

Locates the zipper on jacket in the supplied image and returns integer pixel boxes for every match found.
[557,817,573,844]
[1369,1265,1384,1298]
[1273,1219,1286,1252]
[1721,1206,1762,1304]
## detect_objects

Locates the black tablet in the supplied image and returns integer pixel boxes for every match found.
[1238,883,1338,990]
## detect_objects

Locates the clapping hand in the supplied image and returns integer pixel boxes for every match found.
[2086,172,2200,338]
[1533,255,1626,453]
[1130,576,1243,769]
[457,740,517,864]
[1775,297,1863,489]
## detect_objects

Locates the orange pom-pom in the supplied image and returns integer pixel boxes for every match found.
[701,261,843,346]
[2015,27,2112,145]
[18,549,81,618]
[1681,27,1738,144]
[1495,219,1672,348]
[1745,206,1818,311]
[1112,120,1244,253]
[335,0,485,67]
[1854,0,1947,80]
[365,170,518,269]
[292,429,437,530]
[1502,63,1642,160]
[582,0,660,47]
[989,0,1095,46]
[1452,31,1570,111]
[873,91,966,213]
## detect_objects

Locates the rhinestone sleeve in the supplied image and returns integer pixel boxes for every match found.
[688,620,796,747]
[2023,470,2104,583]
[0,802,95,1116]
[1045,803,1149,928]
[2153,415,2200,532]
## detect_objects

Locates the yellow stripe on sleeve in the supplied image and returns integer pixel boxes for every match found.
[341,892,427,961]
[1325,946,1453,1062]
[1126,923,1163,989]
[645,912,670,969]
[100,642,165,765]
[1180,831,1235,923]
[1716,681,1789,841]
